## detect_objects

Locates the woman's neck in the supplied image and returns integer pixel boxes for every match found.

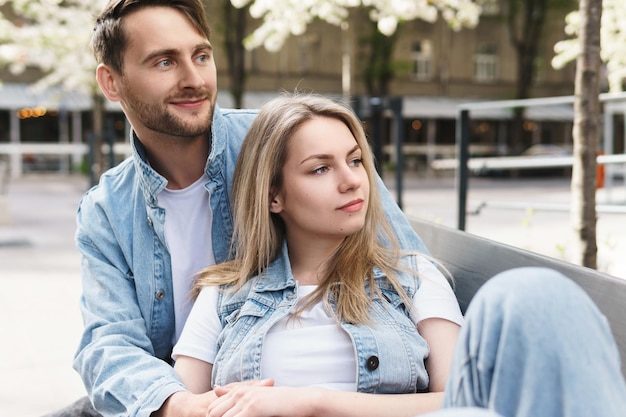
[286,236,343,286]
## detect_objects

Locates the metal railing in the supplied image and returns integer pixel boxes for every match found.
[454,92,626,230]
[0,142,132,179]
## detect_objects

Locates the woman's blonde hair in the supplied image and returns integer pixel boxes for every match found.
[194,93,412,324]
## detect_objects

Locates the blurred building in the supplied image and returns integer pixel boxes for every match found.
[2,0,617,178]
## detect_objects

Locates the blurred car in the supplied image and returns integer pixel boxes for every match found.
[521,144,571,157]
[472,144,572,177]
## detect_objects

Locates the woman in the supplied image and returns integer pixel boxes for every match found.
[173,94,626,417]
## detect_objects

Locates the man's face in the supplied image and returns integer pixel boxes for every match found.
[114,6,217,140]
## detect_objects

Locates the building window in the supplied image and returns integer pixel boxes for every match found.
[411,40,432,80]
[474,44,498,82]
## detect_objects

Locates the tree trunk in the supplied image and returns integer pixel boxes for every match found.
[508,0,547,101]
[222,2,248,108]
[362,22,398,97]
[571,0,602,268]
[507,0,548,154]
[90,92,105,186]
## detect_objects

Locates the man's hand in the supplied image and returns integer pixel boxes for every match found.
[153,379,275,417]
[152,390,217,417]
[209,380,318,417]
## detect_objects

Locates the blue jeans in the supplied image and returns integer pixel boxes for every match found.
[435,267,626,417]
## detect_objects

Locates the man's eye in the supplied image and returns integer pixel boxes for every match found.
[157,59,172,68]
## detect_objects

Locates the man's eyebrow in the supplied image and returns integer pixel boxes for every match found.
[142,48,177,65]
[197,42,213,51]
[142,43,212,65]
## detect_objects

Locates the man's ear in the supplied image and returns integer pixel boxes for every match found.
[96,64,122,102]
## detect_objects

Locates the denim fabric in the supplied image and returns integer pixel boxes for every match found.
[73,106,256,417]
[443,267,626,417]
[72,105,429,417]
[213,243,430,393]
[422,409,503,417]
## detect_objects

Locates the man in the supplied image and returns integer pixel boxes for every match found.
[58,1,428,416]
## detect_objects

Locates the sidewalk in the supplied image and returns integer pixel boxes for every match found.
[1,173,625,416]
[0,175,89,417]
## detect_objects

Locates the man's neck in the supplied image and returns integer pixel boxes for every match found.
[138,132,211,190]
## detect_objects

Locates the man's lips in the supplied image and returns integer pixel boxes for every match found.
[171,97,207,110]
[338,199,364,212]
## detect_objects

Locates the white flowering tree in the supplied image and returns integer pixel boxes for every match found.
[553,0,625,93]
[0,0,108,180]
[231,0,481,97]
[232,0,481,52]
[0,0,104,94]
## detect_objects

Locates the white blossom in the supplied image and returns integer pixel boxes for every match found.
[377,16,398,36]
[0,0,482,94]
[552,0,626,92]
[236,0,481,52]
[0,0,107,95]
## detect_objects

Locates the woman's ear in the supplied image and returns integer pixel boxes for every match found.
[96,63,122,102]
[269,191,283,214]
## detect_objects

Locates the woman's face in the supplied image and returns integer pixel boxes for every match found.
[270,116,370,247]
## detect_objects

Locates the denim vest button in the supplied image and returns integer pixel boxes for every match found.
[147,216,153,228]
[366,355,379,371]
[155,289,165,300]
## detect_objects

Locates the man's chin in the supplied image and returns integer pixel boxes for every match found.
[170,115,213,137]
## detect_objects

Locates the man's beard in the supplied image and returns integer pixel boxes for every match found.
[123,85,215,138]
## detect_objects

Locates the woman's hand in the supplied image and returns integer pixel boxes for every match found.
[208,383,445,417]
[209,381,314,417]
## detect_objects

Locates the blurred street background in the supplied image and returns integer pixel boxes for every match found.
[2,0,626,415]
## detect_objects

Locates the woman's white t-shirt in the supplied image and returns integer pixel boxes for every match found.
[172,256,463,390]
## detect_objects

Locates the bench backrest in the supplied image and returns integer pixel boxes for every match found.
[410,217,626,379]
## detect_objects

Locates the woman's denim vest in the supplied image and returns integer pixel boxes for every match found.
[212,244,430,393]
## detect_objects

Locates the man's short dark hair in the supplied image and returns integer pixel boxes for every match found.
[92,0,212,74]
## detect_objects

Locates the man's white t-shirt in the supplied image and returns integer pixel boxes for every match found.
[159,174,215,343]
[172,256,463,388]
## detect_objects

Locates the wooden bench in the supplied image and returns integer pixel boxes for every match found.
[410,217,626,379]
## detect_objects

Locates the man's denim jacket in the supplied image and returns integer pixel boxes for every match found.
[72,106,430,417]
[213,243,430,393]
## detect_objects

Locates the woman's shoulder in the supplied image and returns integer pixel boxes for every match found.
[214,277,258,309]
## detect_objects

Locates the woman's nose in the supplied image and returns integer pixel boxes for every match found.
[338,166,362,193]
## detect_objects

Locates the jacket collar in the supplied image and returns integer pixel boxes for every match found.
[130,105,225,206]
[251,241,298,293]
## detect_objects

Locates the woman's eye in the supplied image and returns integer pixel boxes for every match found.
[350,158,363,167]
[312,166,329,175]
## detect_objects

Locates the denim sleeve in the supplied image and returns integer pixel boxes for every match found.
[73,194,185,417]
[377,175,430,254]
